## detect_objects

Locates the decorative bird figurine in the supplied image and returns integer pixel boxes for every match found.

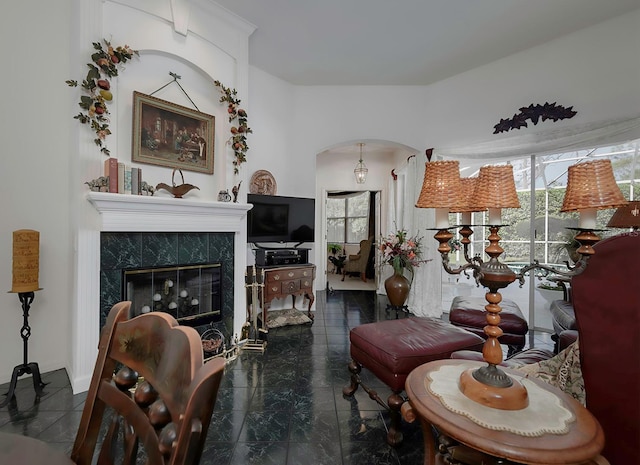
[156,169,200,198]
[232,181,242,203]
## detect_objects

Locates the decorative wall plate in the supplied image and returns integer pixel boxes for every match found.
[250,170,277,195]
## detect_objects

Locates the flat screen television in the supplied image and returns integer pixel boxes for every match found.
[247,194,315,244]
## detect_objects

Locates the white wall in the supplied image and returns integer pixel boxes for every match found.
[249,8,639,299]
[0,0,74,383]
[0,3,637,387]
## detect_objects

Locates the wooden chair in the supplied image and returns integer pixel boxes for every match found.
[341,238,372,282]
[70,301,225,465]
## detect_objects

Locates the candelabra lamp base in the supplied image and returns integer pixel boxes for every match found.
[0,292,48,408]
[459,365,529,410]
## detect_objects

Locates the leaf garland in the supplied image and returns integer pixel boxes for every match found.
[67,40,251,172]
[214,80,252,174]
[66,40,139,156]
[493,102,577,134]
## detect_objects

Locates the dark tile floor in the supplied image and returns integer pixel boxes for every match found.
[0,289,554,465]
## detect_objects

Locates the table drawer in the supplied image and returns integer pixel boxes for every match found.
[281,279,301,294]
[266,268,309,282]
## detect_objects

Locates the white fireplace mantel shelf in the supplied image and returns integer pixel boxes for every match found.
[87,192,252,232]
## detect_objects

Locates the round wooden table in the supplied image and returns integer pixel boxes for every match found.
[0,432,74,464]
[405,360,605,465]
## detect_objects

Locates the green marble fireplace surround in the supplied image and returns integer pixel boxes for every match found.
[100,231,235,339]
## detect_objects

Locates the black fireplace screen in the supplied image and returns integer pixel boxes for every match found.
[123,263,222,327]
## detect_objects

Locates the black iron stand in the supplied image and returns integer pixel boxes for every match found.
[385,304,409,318]
[0,291,47,408]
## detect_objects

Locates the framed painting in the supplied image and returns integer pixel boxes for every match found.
[132,91,214,174]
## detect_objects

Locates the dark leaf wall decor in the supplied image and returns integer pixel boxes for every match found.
[493,102,577,134]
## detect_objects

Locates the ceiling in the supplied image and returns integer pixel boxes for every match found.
[212,0,639,86]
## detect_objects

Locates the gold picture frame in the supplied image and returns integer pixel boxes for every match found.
[132,91,214,174]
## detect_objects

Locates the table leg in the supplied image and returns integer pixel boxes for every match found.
[420,418,438,465]
[305,291,315,321]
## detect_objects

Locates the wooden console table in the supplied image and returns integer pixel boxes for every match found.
[256,264,316,326]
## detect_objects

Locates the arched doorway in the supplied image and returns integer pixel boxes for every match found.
[315,140,417,291]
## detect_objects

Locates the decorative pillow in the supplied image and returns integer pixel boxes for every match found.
[266,308,312,328]
[517,339,585,406]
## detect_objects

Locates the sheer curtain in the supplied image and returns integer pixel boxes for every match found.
[383,156,442,317]
[386,115,640,318]
[433,115,640,161]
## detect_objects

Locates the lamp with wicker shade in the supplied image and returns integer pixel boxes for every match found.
[415,157,627,412]
[473,164,520,224]
[561,159,628,256]
[415,160,464,227]
[607,200,640,230]
[449,177,486,262]
[415,160,464,254]
[453,177,484,224]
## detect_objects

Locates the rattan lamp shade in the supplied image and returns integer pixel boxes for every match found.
[606,200,640,229]
[415,160,464,209]
[451,177,485,213]
[561,159,628,212]
[473,165,520,210]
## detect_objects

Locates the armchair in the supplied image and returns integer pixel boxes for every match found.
[570,232,640,464]
[341,238,372,282]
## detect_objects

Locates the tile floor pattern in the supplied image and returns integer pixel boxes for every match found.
[0,290,555,465]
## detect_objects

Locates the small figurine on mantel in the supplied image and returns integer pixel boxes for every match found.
[85,176,110,192]
[156,169,199,198]
[232,181,242,203]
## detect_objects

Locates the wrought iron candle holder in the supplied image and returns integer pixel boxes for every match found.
[2,230,47,408]
[1,291,48,408]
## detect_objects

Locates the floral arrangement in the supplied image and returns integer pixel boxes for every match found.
[214,80,252,174]
[448,238,462,254]
[379,229,425,274]
[66,40,139,156]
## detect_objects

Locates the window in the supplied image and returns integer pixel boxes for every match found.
[327,192,370,244]
[451,139,638,266]
[445,139,638,333]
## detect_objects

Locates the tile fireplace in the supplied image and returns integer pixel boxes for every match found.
[71,193,251,393]
[101,231,233,336]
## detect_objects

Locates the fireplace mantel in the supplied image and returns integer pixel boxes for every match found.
[87,192,252,232]
[71,192,251,394]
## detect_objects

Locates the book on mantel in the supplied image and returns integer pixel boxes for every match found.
[103,157,118,193]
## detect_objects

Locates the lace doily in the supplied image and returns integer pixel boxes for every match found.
[427,362,575,437]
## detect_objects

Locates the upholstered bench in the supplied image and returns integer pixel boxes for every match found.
[342,317,484,446]
[449,295,528,357]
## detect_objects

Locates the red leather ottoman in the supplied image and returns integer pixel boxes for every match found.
[449,295,528,357]
[342,317,484,446]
